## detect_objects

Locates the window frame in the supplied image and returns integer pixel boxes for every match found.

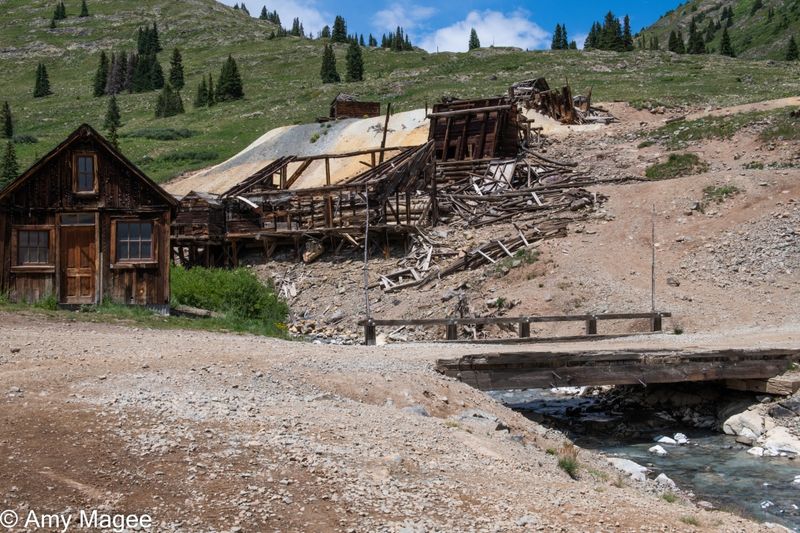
[10,225,55,273]
[72,152,98,195]
[111,219,158,268]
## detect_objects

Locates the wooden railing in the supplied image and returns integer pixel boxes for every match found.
[358,312,671,345]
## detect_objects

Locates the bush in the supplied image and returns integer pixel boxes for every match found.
[157,149,218,163]
[171,266,288,335]
[122,128,195,140]
[12,134,38,144]
[557,442,579,480]
[702,184,740,204]
[645,153,708,179]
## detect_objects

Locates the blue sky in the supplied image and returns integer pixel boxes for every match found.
[221,0,680,51]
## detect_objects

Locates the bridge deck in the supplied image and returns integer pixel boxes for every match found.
[435,348,800,391]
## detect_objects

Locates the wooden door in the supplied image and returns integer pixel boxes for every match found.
[60,226,96,304]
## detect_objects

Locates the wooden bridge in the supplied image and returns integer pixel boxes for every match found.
[435,348,800,392]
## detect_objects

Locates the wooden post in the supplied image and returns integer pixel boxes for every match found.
[364,320,376,346]
[519,321,530,338]
[379,103,392,164]
[651,313,663,332]
[446,322,457,340]
[325,157,331,186]
[585,316,597,335]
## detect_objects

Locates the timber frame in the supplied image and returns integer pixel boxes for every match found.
[0,124,177,310]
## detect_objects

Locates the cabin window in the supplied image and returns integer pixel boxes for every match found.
[73,154,97,193]
[61,213,95,225]
[116,221,153,262]
[18,230,50,265]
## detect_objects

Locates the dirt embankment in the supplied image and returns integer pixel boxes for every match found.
[2,314,791,532]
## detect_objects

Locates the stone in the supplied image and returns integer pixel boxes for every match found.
[648,445,668,456]
[666,277,680,287]
[401,405,430,418]
[674,433,689,445]
[455,409,509,432]
[607,458,649,482]
[697,501,714,510]
[655,473,676,489]
[761,427,800,456]
[515,515,537,527]
[747,446,764,457]
[779,398,800,416]
[735,435,755,446]
[768,405,797,419]
[655,436,677,445]
[723,409,766,437]
[326,309,345,324]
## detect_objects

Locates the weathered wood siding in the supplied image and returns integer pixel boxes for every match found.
[0,127,175,307]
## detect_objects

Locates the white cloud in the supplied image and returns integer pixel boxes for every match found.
[418,10,550,53]
[374,4,437,32]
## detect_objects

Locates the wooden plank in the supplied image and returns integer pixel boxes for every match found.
[725,376,800,396]
[358,312,670,327]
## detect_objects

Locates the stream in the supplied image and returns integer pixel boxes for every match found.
[489,388,800,531]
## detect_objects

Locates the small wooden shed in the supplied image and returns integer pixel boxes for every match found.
[0,124,177,311]
[330,94,381,120]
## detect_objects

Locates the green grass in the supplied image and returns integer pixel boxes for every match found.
[2,0,800,183]
[760,111,800,142]
[661,491,678,503]
[557,443,580,480]
[0,266,289,338]
[680,515,700,526]
[703,184,741,204]
[645,153,709,179]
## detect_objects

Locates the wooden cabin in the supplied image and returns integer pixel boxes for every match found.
[0,124,177,311]
[428,97,524,161]
[330,94,381,120]
[171,191,226,268]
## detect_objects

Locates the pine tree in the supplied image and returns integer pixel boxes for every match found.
[169,48,184,90]
[345,40,364,82]
[332,16,347,42]
[787,36,799,61]
[290,18,301,36]
[668,30,679,53]
[194,76,208,108]
[259,6,268,20]
[79,0,89,17]
[33,63,52,98]
[216,55,244,101]
[207,74,216,106]
[154,83,184,118]
[469,28,480,50]
[750,0,763,16]
[719,27,735,57]
[106,52,125,95]
[320,44,340,83]
[622,15,633,51]
[1,142,19,189]
[240,3,249,15]
[1,102,12,139]
[368,34,377,47]
[124,52,137,93]
[93,51,109,97]
[687,19,706,54]
[359,34,365,47]
[53,1,67,20]
[152,23,162,53]
[149,55,165,90]
[569,40,577,50]
[321,25,331,38]
[552,24,562,50]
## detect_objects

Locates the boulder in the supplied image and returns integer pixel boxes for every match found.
[674,433,689,445]
[655,436,677,445]
[649,445,668,456]
[402,405,430,417]
[747,447,764,457]
[655,473,677,490]
[761,426,800,456]
[607,458,649,482]
[723,409,767,437]
[455,409,509,432]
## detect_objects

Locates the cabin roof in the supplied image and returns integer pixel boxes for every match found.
[0,123,178,208]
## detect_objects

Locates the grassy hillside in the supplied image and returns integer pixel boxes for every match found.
[641,0,800,59]
[2,0,800,184]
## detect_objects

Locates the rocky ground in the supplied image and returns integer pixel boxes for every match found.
[245,100,800,345]
[2,314,798,532]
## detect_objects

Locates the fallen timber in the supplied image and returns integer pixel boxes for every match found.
[359,311,671,345]
[435,348,800,391]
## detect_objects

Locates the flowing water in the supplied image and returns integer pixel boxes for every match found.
[490,389,800,531]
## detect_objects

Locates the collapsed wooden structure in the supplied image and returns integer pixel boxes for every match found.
[509,78,615,125]
[324,93,381,121]
[171,143,437,265]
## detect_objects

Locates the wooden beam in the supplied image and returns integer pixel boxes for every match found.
[427,105,512,119]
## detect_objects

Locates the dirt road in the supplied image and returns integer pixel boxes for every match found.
[2,312,797,532]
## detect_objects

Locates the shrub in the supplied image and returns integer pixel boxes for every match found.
[680,515,700,526]
[661,491,677,503]
[122,128,195,140]
[33,293,57,310]
[557,442,579,480]
[12,134,38,144]
[171,266,288,335]
[645,153,708,179]
[702,184,740,204]
[157,149,218,163]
